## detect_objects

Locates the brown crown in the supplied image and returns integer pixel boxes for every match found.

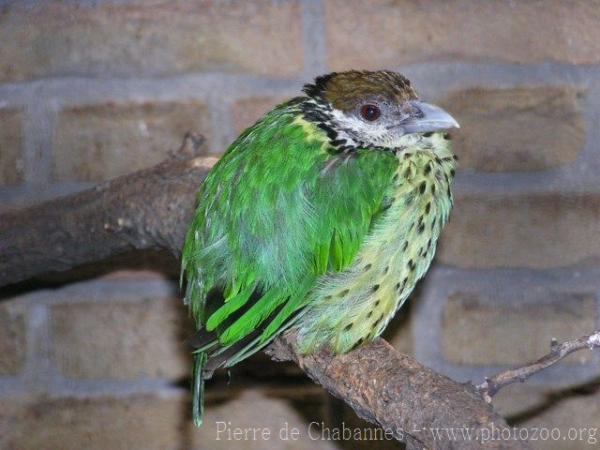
[303,70,418,111]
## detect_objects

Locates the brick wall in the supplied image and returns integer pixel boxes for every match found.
[1,1,600,449]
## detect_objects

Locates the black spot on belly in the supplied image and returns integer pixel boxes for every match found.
[372,284,380,292]
[344,323,353,331]
[363,263,372,271]
[351,337,364,351]
[419,182,426,194]
[339,289,349,298]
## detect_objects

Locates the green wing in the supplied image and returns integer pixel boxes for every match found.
[181,100,397,425]
[182,101,397,360]
[181,100,397,365]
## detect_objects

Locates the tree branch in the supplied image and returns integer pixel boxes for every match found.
[269,334,529,450]
[0,135,529,450]
[0,133,217,286]
[477,330,600,401]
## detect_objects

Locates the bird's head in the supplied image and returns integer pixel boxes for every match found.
[302,70,459,152]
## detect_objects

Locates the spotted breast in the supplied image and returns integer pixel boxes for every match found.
[296,132,456,354]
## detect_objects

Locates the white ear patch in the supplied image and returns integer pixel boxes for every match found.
[330,108,390,147]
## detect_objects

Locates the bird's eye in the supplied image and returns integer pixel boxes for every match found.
[360,104,381,122]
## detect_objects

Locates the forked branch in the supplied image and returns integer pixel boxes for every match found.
[477,330,600,401]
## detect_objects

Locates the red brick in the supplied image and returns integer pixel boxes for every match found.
[438,193,600,269]
[0,1,304,82]
[442,292,596,366]
[440,87,585,172]
[0,393,183,450]
[519,389,600,450]
[385,309,414,356]
[327,0,600,69]
[493,384,551,419]
[52,101,211,182]
[192,390,338,450]
[0,108,24,186]
[0,390,337,450]
[232,97,289,135]
[493,384,600,450]
[50,296,193,379]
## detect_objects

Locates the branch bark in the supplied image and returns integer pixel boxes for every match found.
[477,331,600,401]
[269,334,529,450]
[0,134,217,286]
[0,136,529,450]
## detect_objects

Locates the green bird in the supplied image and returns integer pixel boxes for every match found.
[181,70,459,425]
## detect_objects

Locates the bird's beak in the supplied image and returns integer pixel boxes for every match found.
[401,101,460,134]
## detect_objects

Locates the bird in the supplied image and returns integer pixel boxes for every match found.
[180,70,459,426]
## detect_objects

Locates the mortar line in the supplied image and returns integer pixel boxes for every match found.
[2,62,600,108]
[300,0,329,76]
[22,303,60,393]
[577,79,600,175]
[22,99,55,186]
[206,91,235,155]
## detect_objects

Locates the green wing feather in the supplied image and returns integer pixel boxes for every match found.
[181,99,397,425]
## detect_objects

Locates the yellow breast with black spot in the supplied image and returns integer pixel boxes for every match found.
[297,133,456,354]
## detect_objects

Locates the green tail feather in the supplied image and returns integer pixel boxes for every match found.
[192,352,207,427]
